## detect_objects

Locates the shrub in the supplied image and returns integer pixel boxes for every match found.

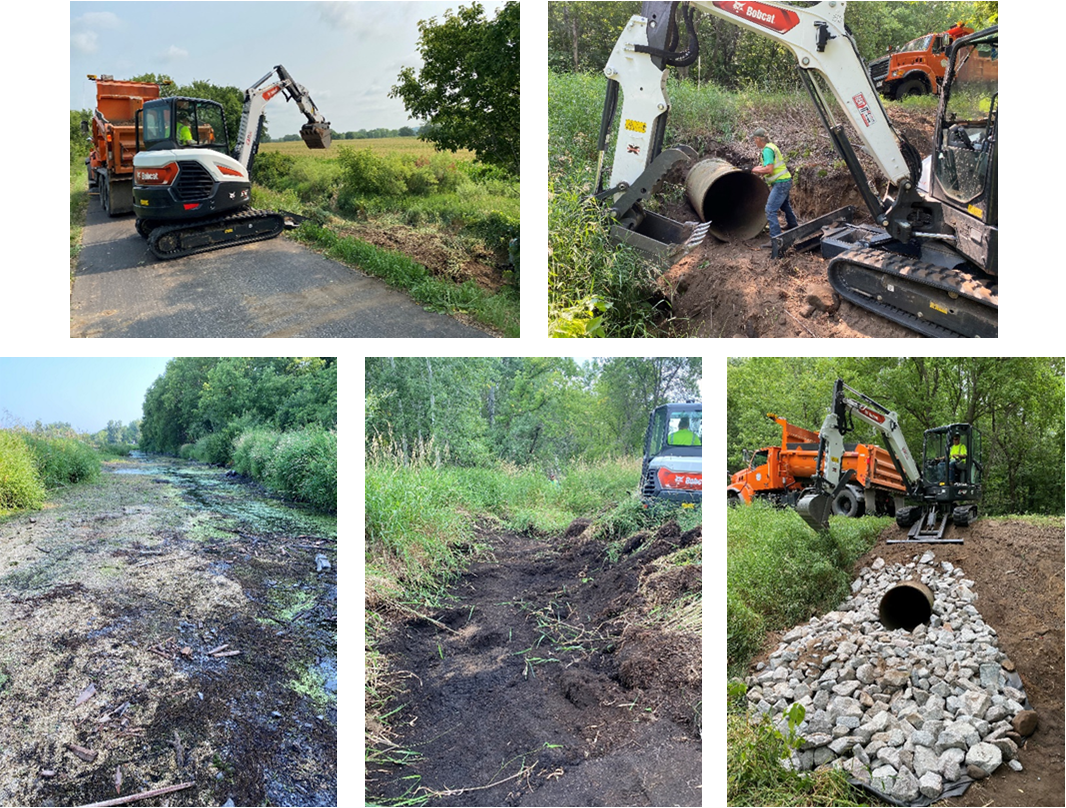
[252,151,297,190]
[0,431,45,513]
[264,426,337,513]
[20,434,100,488]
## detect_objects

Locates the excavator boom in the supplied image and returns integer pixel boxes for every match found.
[234,65,332,171]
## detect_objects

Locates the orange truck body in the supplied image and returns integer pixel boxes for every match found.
[728,415,906,517]
[868,27,996,99]
[85,76,165,215]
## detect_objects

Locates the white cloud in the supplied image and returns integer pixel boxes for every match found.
[161,45,189,62]
[70,10,121,55]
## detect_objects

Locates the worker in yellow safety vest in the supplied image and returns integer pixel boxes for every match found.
[669,416,701,446]
[177,116,194,145]
[947,433,968,484]
[751,127,799,241]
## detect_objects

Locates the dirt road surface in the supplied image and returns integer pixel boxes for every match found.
[369,521,702,807]
[70,205,491,338]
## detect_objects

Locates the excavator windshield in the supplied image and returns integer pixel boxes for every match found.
[646,404,702,456]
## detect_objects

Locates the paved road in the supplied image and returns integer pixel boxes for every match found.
[70,203,492,338]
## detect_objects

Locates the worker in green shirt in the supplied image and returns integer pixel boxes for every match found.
[751,127,799,241]
[177,115,194,145]
[947,433,967,484]
[669,416,701,446]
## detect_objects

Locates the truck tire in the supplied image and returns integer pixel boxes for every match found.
[894,78,927,99]
[833,486,863,517]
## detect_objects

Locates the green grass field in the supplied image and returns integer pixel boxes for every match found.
[262,137,474,160]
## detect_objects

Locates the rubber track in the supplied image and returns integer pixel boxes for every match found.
[147,208,285,261]
[827,246,998,338]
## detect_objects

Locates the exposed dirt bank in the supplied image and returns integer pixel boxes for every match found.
[368,520,702,806]
[0,455,337,806]
[658,104,939,337]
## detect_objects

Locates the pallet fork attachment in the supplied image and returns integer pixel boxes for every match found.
[771,207,855,259]
[886,506,964,544]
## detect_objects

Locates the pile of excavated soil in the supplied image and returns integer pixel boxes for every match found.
[655,103,937,338]
[368,520,702,807]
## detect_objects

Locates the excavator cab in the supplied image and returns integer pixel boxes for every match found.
[640,403,703,506]
[137,98,230,155]
[890,422,982,543]
[918,424,982,503]
[929,26,998,276]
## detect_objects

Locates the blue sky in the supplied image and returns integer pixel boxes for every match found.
[0,358,172,434]
[70,1,506,136]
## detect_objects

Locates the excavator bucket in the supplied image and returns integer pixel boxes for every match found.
[796,491,833,532]
[300,123,332,150]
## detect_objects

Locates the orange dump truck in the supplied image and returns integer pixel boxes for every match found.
[867,28,964,99]
[727,414,906,517]
[83,74,168,216]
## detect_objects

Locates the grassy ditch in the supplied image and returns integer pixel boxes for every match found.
[254,139,519,337]
[0,453,337,805]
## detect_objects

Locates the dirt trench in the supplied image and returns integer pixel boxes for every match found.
[654,105,939,338]
[368,521,703,807]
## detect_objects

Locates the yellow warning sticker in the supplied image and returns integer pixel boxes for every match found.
[967,204,984,219]
[929,301,948,314]
[139,199,149,206]
[624,119,647,133]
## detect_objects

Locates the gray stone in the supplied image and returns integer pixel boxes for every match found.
[741,555,1035,792]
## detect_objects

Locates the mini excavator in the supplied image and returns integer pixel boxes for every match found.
[132,65,332,260]
[796,380,982,543]
[595,2,998,338]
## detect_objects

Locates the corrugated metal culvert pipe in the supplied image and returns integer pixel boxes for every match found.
[685,158,769,241]
[879,581,935,631]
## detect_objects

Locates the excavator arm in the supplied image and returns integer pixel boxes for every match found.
[599,1,916,232]
[694,1,913,191]
[796,379,920,531]
[233,65,332,173]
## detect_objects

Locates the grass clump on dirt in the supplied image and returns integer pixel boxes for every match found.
[232,425,338,514]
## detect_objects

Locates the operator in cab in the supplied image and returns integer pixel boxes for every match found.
[669,415,701,446]
[177,114,194,146]
[950,432,967,483]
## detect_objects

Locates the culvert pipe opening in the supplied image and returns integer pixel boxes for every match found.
[685,158,770,241]
[878,581,934,631]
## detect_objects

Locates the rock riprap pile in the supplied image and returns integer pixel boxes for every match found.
[746,551,1033,803]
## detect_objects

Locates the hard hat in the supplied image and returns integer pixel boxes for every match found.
[752,127,768,139]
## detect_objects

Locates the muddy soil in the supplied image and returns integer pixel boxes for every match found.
[0,454,337,806]
[851,518,1066,807]
[656,105,937,337]
[333,220,511,293]
[368,521,702,807]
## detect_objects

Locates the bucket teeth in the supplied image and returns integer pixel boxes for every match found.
[300,123,332,150]
[686,222,711,249]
